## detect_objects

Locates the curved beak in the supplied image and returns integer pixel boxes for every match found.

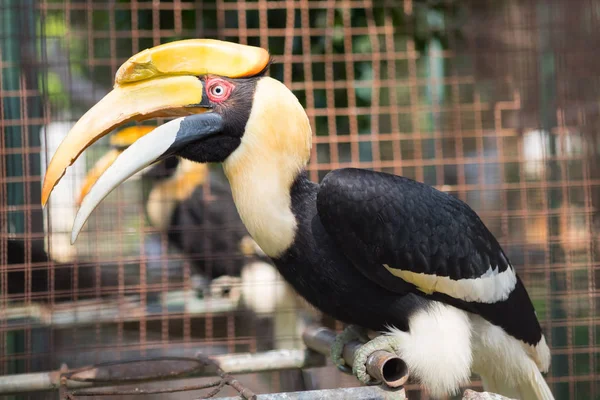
[41,75,209,207]
[42,38,269,207]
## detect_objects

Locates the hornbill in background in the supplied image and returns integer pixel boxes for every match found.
[76,126,287,312]
[41,39,553,399]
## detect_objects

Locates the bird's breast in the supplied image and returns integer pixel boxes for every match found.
[271,201,422,332]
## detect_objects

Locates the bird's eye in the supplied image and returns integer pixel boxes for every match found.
[206,79,233,103]
[211,85,224,97]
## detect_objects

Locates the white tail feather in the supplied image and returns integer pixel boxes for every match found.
[480,374,520,399]
[515,367,554,400]
[385,305,554,399]
[472,316,554,400]
[480,366,553,400]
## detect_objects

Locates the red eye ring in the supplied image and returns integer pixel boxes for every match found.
[206,78,233,103]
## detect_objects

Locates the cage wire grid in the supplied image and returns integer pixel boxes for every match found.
[0,0,599,399]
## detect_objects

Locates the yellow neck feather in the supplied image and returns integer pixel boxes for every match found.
[223,77,312,258]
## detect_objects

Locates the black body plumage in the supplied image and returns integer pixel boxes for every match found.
[274,168,542,346]
[275,172,430,332]
[319,168,511,280]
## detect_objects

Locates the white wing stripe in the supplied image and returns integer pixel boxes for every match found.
[383,264,517,303]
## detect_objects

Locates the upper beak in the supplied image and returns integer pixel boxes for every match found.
[42,38,269,207]
[42,39,270,242]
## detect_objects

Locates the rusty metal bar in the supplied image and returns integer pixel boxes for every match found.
[216,386,406,400]
[215,388,516,400]
[0,350,325,394]
[1,293,239,328]
[0,324,411,395]
[302,325,409,388]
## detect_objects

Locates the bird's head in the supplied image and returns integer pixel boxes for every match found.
[42,39,312,243]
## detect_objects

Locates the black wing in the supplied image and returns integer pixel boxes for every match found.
[317,168,542,344]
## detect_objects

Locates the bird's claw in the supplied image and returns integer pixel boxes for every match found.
[330,325,370,374]
[352,335,400,385]
[335,363,353,374]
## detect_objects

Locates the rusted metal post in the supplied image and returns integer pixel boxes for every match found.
[302,325,409,388]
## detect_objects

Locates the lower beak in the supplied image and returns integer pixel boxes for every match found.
[76,149,122,206]
[41,75,210,206]
[71,112,223,243]
[76,126,160,206]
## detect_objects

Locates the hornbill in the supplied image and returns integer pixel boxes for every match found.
[41,39,553,399]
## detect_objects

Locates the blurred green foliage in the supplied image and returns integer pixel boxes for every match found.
[39,0,466,137]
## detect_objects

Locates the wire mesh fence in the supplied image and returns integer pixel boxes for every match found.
[1,0,599,399]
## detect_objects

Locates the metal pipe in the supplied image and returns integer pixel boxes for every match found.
[216,349,324,375]
[302,325,409,388]
[0,349,325,394]
[0,325,410,395]
[365,351,409,388]
[216,385,406,400]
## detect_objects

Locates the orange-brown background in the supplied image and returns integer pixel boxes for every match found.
[1,0,598,399]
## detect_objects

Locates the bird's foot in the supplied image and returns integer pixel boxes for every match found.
[352,334,401,385]
[330,325,371,374]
